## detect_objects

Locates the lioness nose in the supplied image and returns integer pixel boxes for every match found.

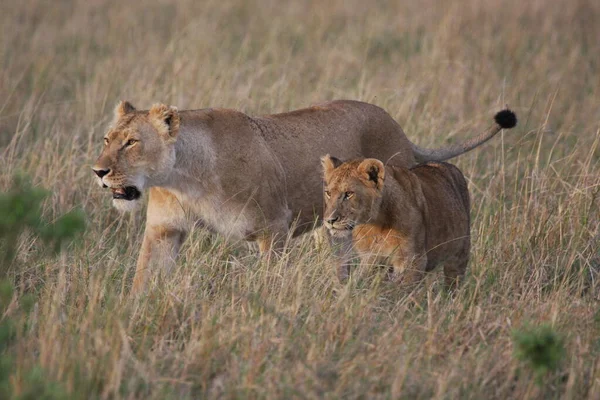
[93,167,110,178]
[326,216,339,224]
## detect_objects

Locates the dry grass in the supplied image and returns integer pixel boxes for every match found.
[1,0,599,398]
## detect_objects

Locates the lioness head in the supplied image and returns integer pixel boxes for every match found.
[321,155,385,236]
[92,101,180,212]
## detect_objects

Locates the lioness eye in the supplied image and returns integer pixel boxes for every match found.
[126,139,137,147]
[103,138,109,146]
[324,190,331,199]
[344,191,354,200]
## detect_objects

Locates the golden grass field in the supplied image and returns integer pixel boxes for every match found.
[1,0,599,398]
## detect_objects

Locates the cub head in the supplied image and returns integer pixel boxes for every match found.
[92,101,180,212]
[321,155,385,236]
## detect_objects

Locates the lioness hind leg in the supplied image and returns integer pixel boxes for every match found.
[255,218,292,265]
[257,235,281,254]
[257,235,286,263]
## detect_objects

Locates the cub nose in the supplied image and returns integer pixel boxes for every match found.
[326,216,339,225]
[93,167,110,178]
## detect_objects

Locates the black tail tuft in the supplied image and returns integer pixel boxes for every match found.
[494,109,517,129]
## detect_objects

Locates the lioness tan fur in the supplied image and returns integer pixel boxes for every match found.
[321,156,471,287]
[92,100,516,292]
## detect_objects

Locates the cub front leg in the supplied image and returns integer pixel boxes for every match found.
[391,253,427,286]
[326,231,354,283]
[131,188,188,294]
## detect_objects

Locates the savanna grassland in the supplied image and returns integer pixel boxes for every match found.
[1,0,599,398]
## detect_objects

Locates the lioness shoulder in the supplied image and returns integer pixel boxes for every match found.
[321,156,470,287]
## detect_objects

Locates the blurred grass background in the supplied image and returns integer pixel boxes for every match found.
[0,0,599,398]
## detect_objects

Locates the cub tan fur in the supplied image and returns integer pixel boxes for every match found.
[92,100,514,292]
[322,156,471,287]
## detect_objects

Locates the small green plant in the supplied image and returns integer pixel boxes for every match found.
[512,323,566,383]
[0,174,85,399]
[0,174,85,277]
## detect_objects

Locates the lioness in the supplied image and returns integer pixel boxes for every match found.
[321,156,471,287]
[92,100,516,292]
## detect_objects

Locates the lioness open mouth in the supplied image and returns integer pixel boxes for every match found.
[111,186,141,201]
[327,223,355,233]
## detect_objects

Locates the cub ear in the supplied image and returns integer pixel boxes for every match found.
[115,100,136,118]
[321,154,343,177]
[357,158,385,189]
[149,103,180,142]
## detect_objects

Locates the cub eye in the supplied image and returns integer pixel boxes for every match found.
[103,138,109,146]
[344,191,354,200]
[324,190,331,199]
[125,139,138,147]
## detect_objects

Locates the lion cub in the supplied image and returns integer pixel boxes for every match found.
[321,155,470,287]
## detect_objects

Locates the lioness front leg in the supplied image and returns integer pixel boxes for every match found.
[132,225,187,293]
[132,188,187,294]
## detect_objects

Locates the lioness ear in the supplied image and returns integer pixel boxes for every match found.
[149,103,180,142]
[115,100,136,118]
[321,154,343,178]
[358,159,385,189]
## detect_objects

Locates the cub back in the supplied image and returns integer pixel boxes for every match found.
[408,161,471,270]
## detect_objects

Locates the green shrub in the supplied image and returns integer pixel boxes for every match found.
[0,174,85,399]
[513,323,566,383]
[0,174,85,276]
